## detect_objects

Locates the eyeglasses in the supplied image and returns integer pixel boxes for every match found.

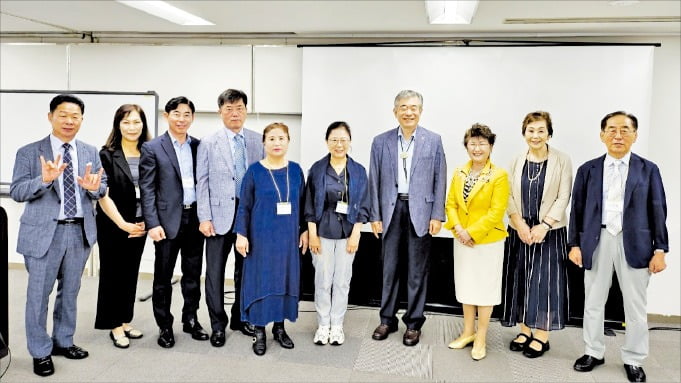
[328,138,350,145]
[604,127,635,138]
[397,105,421,113]
[467,142,490,149]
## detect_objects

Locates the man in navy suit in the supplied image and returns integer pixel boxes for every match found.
[368,90,447,346]
[139,96,207,348]
[10,94,106,377]
[568,111,668,383]
[196,89,264,346]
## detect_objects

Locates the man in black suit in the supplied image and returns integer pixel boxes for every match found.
[139,96,207,348]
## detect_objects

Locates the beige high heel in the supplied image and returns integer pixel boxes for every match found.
[448,333,476,349]
[471,339,487,361]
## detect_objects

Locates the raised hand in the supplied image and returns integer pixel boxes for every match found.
[76,162,104,191]
[40,154,67,183]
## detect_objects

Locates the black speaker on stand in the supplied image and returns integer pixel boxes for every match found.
[1,206,8,358]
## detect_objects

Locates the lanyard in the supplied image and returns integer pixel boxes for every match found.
[265,161,289,203]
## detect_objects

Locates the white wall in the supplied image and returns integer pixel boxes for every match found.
[1,37,678,315]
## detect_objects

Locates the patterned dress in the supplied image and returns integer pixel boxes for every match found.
[501,159,569,330]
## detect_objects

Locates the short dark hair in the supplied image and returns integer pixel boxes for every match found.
[522,111,553,137]
[165,96,195,114]
[103,104,151,152]
[262,122,290,142]
[463,123,496,147]
[218,89,248,108]
[601,111,638,131]
[50,94,85,114]
[325,121,351,140]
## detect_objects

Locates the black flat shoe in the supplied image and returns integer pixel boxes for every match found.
[33,356,55,377]
[273,327,294,349]
[252,327,267,356]
[509,332,531,352]
[210,331,226,347]
[51,344,89,359]
[624,364,646,382]
[230,322,256,337]
[109,331,130,349]
[157,328,175,348]
[574,354,605,372]
[522,338,549,358]
[183,318,209,341]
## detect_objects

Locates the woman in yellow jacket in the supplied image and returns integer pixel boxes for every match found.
[444,123,509,361]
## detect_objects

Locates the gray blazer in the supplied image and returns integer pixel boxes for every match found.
[368,126,447,237]
[10,135,106,258]
[196,127,264,235]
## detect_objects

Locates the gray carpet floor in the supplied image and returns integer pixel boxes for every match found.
[2,267,680,382]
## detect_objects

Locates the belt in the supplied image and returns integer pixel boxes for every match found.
[57,217,84,224]
[397,193,409,201]
[601,224,607,228]
[183,203,196,210]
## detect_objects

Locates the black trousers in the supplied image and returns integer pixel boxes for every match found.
[95,217,146,329]
[204,231,246,332]
[379,199,432,330]
[152,207,205,329]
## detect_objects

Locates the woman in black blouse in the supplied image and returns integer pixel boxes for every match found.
[95,104,150,348]
[304,121,370,346]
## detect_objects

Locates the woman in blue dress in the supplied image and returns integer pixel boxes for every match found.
[500,111,573,358]
[235,122,309,356]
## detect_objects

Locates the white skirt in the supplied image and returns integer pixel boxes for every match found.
[453,239,505,306]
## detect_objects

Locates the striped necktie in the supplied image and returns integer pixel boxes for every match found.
[62,143,77,218]
[234,134,247,197]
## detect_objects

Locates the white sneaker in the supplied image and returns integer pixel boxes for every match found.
[313,326,330,345]
[329,326,345,345]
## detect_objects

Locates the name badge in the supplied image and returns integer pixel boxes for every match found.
[135,186,141,199]
[182,177,194,188]
[277,202,292,215]
[335,201,348,214]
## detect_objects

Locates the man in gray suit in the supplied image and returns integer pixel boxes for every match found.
[196,89,264,347]
[10,94,106,377]
[369,90,447,346]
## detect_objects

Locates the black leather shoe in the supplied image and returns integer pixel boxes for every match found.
[624,364,646,382]
[403,329,421,347]
[252,327,267,356]
[272,324,294,349]
[157,328,175,348]
[51,344,89,359]
[574,354,605,372]
[523,338,550,358]
[210,331,226,347]
[183,318,209,341]
[510,332,531,352]
[371,323,398,340]
[230,322,256,337]
[33,356,55,377]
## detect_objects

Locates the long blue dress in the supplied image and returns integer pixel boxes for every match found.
[235,161,305,327]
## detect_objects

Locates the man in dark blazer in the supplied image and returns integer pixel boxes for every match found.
[568,111,668,383]
[196,89,264,347]
[368,90,447,346]
[139,96,207,348]
[10,94,106,377]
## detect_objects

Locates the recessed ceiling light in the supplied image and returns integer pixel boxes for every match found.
[608,0,640,6]
[117,1,214,26]
[425,1,479,24]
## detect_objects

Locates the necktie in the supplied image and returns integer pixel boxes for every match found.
[62,143,77,218]
[234,134,247,197]
[605,160,623,235]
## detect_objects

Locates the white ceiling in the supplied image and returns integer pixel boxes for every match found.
[1,0,679,42]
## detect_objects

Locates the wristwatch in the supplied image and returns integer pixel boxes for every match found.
[541,222,552,231]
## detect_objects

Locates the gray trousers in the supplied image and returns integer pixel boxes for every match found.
[312,237,356,327]
[24,223,90,358]
[583,228,650,366]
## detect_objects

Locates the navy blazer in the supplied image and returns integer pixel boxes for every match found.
[304,154,370,226]
[568,153,668,269]
[139,132,200,240]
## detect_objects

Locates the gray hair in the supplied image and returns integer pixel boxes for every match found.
[393,90,423,107]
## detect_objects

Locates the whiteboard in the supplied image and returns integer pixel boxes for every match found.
[0,90,158,186]
[301,46,653,187]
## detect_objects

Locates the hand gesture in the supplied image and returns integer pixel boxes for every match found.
[568,247,583,268]
[40,155,67,183]
[429,219,442,236]
[370,221,383,239]
[119,221,146,238]
[148,226,166,242]
[199,221,216,237]
[529,224,549,244]
[309,232,321,255]
[76,162,104,191]
[649,251,666,274]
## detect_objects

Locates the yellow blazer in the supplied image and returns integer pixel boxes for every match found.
[444,160,510,244]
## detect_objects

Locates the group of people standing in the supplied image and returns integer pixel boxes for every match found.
[11,89,668,383]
